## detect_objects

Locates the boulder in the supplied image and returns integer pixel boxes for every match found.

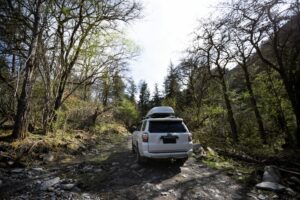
[40,177,60,191]
[61,183,76,190]
[256,181,285,191]
[262,166,281,183]
[193,144,202,153]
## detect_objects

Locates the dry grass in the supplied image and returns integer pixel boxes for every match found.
[0,121,128,166]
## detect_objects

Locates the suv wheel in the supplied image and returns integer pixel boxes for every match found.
[176,158,187,166]
[136,146,146,165]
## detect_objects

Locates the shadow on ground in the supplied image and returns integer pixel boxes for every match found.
[0,135,254,200]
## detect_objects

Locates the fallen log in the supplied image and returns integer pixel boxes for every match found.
[277,167,300,176]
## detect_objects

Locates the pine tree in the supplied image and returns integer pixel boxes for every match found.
[138,81,150,117]
[151,83,161,107]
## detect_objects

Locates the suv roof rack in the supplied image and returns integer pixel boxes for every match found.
[145,106,175,118]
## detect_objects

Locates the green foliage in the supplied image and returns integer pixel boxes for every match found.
[253,70,295,142]
[203,150,234,170]
[202,148,256,183]
[114,98,139,129]
[53,96,100,131]
[162,97,177,110]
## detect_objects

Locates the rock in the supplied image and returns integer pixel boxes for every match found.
[232,193,243,199]
[112,162,119,166]
[11,168,23,173]
[181,174,188,178]
[263,166,281,183]
[40,177,60,191]
[82,166,93,173]
[82,193,91,199]
[155,184,162,190]
[193,144,202,153]
[167,189,177,197]
[256,181,285,191]
[130,164,139,169]
[258,194,267,200]
[125,190,138,200]
[161,192,169,196]
[290,176,300,184]
[50,193,56,200]
[286,188,297,196]
[94,168,102,173]
[247,193,258,200]
[142,183,158,192]
[8,161,14,166]
[61,183,76,190]
[43,153,54,163]
[72,186,81,192]
[237,172,242,176]
[32,167,44,172]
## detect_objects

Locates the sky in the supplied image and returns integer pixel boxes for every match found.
[126,0,220,93]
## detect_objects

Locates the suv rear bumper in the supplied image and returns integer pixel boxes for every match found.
[141,149,193,159]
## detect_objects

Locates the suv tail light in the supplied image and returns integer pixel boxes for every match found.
[142,133,148,142]
[188,134,192,142]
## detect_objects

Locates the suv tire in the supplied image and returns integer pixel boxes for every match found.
[136,146,146,165]
[176,158,187,166]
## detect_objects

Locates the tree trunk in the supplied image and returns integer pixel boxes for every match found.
[42,89,51,134]
[220,76,239,143]
[241,64,266,144]
[12,1,42,139]
[281,72,300,148]
[12,60,35,139]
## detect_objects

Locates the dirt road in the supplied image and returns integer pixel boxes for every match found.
[0,135,260,200]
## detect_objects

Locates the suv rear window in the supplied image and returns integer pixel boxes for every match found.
[148,121,187,133]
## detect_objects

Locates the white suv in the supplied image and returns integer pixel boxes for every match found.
[132,107,193,165]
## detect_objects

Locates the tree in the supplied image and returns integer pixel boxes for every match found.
[229,27,267,144]
[138,80,150,117]
[36,0,141,133]
[50,0,141,119]
[230,0,300,147]
[194,20,239,143]
[11,0,46,139]
[111,71,125,103]
[178,57,211,127]
[126,78,137,102]
[151,83,162,107]
[164,62,180,99]
[163,62,182,110]
[114,98,139,130]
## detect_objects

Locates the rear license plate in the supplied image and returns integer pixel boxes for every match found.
[163,138,176,144]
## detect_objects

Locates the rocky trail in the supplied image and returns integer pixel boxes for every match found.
[0,135,297,200]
